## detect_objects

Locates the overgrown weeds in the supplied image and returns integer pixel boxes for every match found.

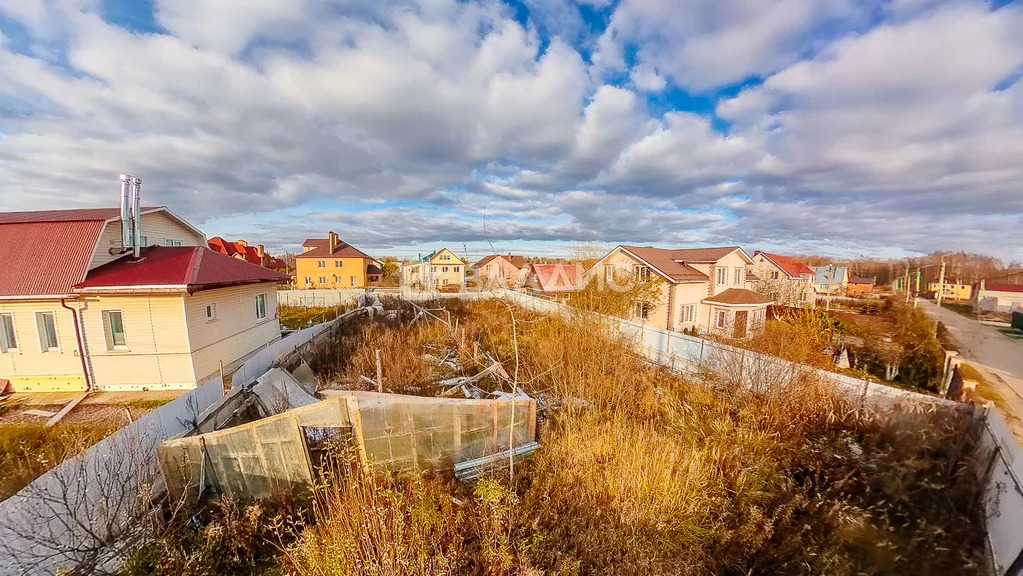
[0,422,117,501]
[133,298,986,575]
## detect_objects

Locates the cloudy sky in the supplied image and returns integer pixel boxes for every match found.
[1,0,1022,261]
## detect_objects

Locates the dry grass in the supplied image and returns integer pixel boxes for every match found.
[0,422,118,501]
[134,298,986,575]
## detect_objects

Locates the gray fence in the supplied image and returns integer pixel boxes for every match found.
[0,378,224,575]
[495,289,1022,575]
[277,289,362,308]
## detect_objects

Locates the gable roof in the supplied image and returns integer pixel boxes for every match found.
[849,276,875,285]
[75,246,288,293]
[475,254,527,269]
[0,206,173,297]
[613,245,752,283]
[812,266,848,284]
[296,240,374,260]
[702,288,774,306]
[753,251,814,279]
[208,236,266,266]
[530,263,584,292]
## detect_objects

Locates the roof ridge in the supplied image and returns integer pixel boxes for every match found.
[188,246,205,285]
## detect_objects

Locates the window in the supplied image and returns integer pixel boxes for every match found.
[442,266,449,273]
[139,235,148,246]
[734,267,743,285]
[102,310,127,348]
[432,266,437,272]
[304,276,311,285]
[319,276,326,284]
[350,276,356,287]
[317,260,325,268]
[205,303,217,322]
[634,265,650,283]
[0,313,17,351]
[717,267,727,285]
[442,278,449,285]
[716,310,727,329]
[635,301,650,320]
[35,312,58,351]
[454,266,460,273]
[605,265,615,282]
[770,271,779,280]
[335,260,343,267]
[165,238,182,246]
[255,293,267,320]
[485,265,491,271]
[679,304,695,324]
[440,254,451,261]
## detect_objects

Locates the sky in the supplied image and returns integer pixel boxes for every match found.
[1,0,1022,262]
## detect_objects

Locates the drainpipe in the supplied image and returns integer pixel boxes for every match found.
[61,298,92,392]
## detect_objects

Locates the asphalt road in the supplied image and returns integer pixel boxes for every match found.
[919,299,1023,433]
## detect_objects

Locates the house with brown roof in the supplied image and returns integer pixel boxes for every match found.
[751,251,815,307]
[587,245,771,338]
[523,263,585,297]
[0,206,288,393]
[295,232,382,289]
[472,254,527,287]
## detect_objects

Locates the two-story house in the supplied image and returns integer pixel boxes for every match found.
[401,248,465,289]
[472,254,526,287]
[751,251,815,307]
[295,231,382,289]
[588,245,772,338]
[0,206,287,393]
[812,266,849,296]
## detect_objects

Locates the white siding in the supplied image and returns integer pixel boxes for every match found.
[184,283,282,382]
[89,210,205,269]
[0,300,86,392]
[80,294,196,390]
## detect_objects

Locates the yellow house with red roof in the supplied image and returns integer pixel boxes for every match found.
[0,207,287,393]
[295,231,382,289]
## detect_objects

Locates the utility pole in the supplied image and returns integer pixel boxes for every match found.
[936,256,947,308]
[826,264,834,312]
[904,263,911,304]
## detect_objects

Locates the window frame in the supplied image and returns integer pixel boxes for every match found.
[255,293,268,320]
[716,310,727,329]
[35,311,60,352]
[317,260,325,268]
[717,267,727,285]
[102,309,128,349]
[733,267,743,285]
[350,276,357,287]
[335,260,343,268]
[635,301,650,320]
[205,303,218,322]
[0,312,18,352]
[634,265,650,283]
[679,304,695,324]
[319,276,326,284]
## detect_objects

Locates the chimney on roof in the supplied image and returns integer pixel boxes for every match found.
[328,231,339,254]
[257,244,264,257]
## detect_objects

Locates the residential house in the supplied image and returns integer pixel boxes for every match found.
[812,266,849,296]
[0,207,287,392]
[209,237,287,270]
[927,280,972,301]
[401,248,465,289]
[588,246,772,338]
[846,276,876,296]
[523,263,584,297]
[472,254,526,287]
[295,232,382,289]
[750,251,815,307]
[973,281,1023,312]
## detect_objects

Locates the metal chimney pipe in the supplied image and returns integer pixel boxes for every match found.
[131,177,142,258]
[119,174,132,248]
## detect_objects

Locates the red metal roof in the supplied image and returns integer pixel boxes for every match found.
[0,220,106,296]
[753,251,815,279]
[530,264,584,292]
[75,247,288,292]
[208,236,265,265]
[0,207,162,224]
[983,283,1023,294]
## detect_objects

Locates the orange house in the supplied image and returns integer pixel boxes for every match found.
[295,231,381,289]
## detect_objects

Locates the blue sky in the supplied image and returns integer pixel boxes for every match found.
[1,0,1022,262]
